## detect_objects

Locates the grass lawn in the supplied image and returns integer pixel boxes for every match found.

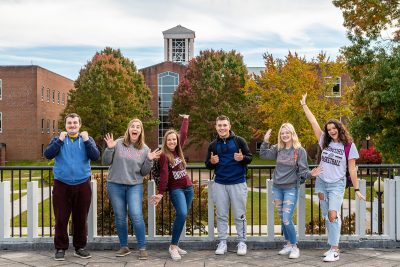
[13,197,55,227]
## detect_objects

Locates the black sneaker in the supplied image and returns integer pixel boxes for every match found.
[54,249,65,261]
[74,248,92,259]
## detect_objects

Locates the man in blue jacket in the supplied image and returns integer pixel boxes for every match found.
[44,113,100,261]
[205,115,252,256]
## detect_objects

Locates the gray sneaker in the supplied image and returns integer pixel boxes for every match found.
[74,248,92,259]
[54,250,65,261]
[138,249,148,260]
[116,247,131,257]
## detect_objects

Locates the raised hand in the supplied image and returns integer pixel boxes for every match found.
[234,149,244,161]
[59,131,67,141]
[310,166,322,177]
[80,131,89,141]
[150,194,163,206]
[104,133,117,149]
[148,148,162,160]
[179,114,189,119]
[300,93,307,106]
[264,129,272,143]
[210,152,219,164]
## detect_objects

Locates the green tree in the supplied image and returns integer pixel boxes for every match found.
[62,47,155,147]
[169,49,253,145]
[244,52,350,150]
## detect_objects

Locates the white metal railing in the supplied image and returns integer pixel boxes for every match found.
[1,178,399,243]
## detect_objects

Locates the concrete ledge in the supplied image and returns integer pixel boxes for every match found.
[1,239,400,251]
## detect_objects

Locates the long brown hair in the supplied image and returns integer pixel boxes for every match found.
[162,129,186,167]
[322,119,352,149]
[123,118,145,149]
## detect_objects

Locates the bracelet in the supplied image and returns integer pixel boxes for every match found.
[354,188,360,192]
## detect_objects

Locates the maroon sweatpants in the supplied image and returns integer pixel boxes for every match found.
[52,178,92,250]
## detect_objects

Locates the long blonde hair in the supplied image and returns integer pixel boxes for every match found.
[123,118,145,149]
[277,123,301,150]
[162,129,186,167]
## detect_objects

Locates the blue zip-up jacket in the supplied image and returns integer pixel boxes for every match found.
[44,134,100,185]
[205,131,252,185]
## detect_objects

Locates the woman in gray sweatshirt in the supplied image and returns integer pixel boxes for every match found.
[260,123,320,259]
[103,118,161,260]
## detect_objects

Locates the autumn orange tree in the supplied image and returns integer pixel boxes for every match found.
[245,52,351,150]
[62,47,155,147]
[169,49,253,145]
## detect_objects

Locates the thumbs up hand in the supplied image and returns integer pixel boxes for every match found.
[234,149,244,161]
[210,152,219,164]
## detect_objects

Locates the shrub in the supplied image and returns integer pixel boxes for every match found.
[357,147,382,164]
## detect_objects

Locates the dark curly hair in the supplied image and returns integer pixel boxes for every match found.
[322,119,352,149]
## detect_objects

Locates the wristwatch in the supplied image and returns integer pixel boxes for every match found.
[354,188,360,192]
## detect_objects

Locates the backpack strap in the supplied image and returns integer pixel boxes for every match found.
[344,142,351,162]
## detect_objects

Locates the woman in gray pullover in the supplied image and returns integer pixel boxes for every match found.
[260,123,321,259]
[103,118,161,260]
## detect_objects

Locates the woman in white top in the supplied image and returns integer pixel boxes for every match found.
[300,93,365,262]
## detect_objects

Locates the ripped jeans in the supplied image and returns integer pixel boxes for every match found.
[315,177,345,247]
[272,186,298,245]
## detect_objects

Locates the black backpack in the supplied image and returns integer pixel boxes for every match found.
[150,158,172,187]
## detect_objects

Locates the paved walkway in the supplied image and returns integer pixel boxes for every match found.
[0,248,399,266]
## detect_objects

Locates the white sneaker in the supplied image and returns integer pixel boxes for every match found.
[278,244,292,255]
[215,241,227,255]
[176,247,187,255]
[323,250,339,262]
[169,247,181,261]
[289,247,300,259]
[237,242,247,256]
[323,249,333,257]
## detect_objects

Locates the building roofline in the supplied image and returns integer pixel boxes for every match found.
[0,65,74,82]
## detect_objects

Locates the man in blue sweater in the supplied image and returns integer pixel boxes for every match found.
[44,113,100,261]
[205,115,252,256]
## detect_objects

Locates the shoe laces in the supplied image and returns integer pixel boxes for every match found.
[237,242,246,249]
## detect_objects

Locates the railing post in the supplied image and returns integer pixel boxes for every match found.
[27,181,38,241]
[267,179,274,241]
[0,181,11,240]
[355,179,366,237]
[207,180,215,241]
[88,179,97,241]
[297,183,306,240]
[395,176,400,241]
[384,179,396,239]
[147,180,156,238]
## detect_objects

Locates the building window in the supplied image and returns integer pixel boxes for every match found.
[47,89,50,102]
[41,119,44,133]
[57,91,60,104]
[47,119,50,134]
[325,76,341,97]
[172,39,186,63]
[0,112,2,133]
[0,79,2,100]
[157,71,179,145]
[52,90,55,103]
[62,93,65,105]
[52,120,55,133]
[41,86,44,101]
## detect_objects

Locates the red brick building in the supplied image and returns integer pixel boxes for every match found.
[0,66,74,162]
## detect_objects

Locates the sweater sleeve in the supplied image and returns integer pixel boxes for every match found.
[102,147,115,166]
[297,147,311,179]
[44,137,63,159]
[84,137,100,161]
[157,154,170,194]
[179,118,189,147]
[237,136,252,165]
[140,146,153,176]
[259,142,278,160]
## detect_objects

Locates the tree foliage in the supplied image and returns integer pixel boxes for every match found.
[244,52,350,148]
[169,49,253,144]
[333,0,400,40]
[62,47,155,146]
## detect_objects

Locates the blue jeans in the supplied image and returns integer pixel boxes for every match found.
[170,186,194,245]
[107,182,146,249]
[272,186,298,245]
[315,177,345,246]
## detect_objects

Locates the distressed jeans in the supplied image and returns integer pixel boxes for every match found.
[272,186,299,245]
[315,177,345,246]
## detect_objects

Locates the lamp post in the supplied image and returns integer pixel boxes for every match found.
[374,177,384,234]
[366,135,370,149]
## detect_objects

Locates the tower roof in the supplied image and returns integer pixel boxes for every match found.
[163,25,195,38]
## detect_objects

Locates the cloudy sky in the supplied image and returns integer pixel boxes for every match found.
[0,0,349,80]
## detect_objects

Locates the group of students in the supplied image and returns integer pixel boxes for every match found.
[44,93,365,263]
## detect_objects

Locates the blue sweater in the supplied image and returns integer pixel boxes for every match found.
[44,135,100,185]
